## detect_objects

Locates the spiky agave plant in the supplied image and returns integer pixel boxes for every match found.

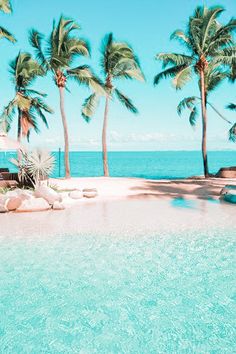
[82,33,145,176]
[29,16,105,178]
[11,149,55,188]
[0,52,53,141]
[177,63,236,144]
[154,6,236,177]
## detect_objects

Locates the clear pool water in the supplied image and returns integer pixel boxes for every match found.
[0,200,235,353]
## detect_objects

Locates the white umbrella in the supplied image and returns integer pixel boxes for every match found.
[0,133,23,151]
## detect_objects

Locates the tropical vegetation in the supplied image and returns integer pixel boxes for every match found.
[0,2,235,180]
[82,33,145,176]
[29,16,105,178]
[0,0,15,43]
[154,5,236,177]
[177,62,236,142]
[1,52,53,141]
[11,149,55,188]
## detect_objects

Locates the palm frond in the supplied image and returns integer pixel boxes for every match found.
[173,66,192,90]
[156,53,193,68]
[29,29,49,69]
[10,52,45,88]
[227,103,236,111]
[115,89,138,114]
[0,0,12,13]
[177,96,199,126]
[0,25,16,42]
[101,32,144,82]
[82,93,100,121]
[67,65,106,94]
[24,88,47,97]
[154,64,189,86]
[170,30,191,48]
[0,99,16,132]
[229,123,236,142]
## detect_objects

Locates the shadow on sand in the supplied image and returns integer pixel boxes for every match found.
[127,179,226,203]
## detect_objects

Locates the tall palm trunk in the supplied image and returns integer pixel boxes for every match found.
[17,108,21,142]
[199,68,209,178]
[102,94,110,177]
[59,86,70,178]
[17,108,22,161]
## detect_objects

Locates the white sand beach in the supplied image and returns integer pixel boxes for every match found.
[49,176,236,201]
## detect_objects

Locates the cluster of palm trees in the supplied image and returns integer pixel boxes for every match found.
[0,1,235,178]
[154,6,236,177]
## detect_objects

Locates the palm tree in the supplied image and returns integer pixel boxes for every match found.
[178,62,236,148]
[0,52,53,141]
[226,103,236,142]
[154,6,236,177]
[82,33,144,176]
[29,16,104,178]
[0,0,15,43]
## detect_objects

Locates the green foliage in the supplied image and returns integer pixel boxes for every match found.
[229,123,236,142]
[155,6,236,149]
[82,32,144,120]
[114,89,138,113]
[0,0,12,13]
[227,103,236,111]
[154,5,236,89]
[226,103,236,143]
[29,16,103,93]
[11,150,55,188]
[0,0,16,43]
[0,186,12,194]
[0,52,53,137]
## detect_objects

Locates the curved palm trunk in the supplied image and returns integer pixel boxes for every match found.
[17,108,22,142]
[199,69,209,178]
[17,109,22,161]
[59,86,70,178]
[102,94,110,177]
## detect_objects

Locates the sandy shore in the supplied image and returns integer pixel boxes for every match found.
[49,176,236,201]
[1,177,235,237]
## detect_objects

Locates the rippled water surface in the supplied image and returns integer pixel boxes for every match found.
[0,200,236,353]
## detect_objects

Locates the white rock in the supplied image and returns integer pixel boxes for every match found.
[53,201,66,210]
[60,197,80,208]
[16,197,50,212]
[34,185,61,205]
[0,203,7,213]
[5,197,22,211]
[69,190,83,199]
[5,189,32,200]
[83,188,98,198]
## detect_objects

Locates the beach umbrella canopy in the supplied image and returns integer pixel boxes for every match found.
[0,133,23,151]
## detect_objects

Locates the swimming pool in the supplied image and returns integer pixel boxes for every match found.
[0,199,235,353]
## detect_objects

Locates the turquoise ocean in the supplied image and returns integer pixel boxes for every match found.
[0,150,235,179]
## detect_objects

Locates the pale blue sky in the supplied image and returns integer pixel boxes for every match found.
[0,0,236,151]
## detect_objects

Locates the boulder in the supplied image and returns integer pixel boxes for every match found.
[0,203,7,213]
[53,201,66,210]
[6,189,32,201]
[83,188,98,198]
[220,185,236,196]
[5,197,22,211]
[223,189,236,203]
[34,185,61,205]
[220,185,236,204]
[69,190,83,199]
[216,166,236,178]
[16,197,50,212]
